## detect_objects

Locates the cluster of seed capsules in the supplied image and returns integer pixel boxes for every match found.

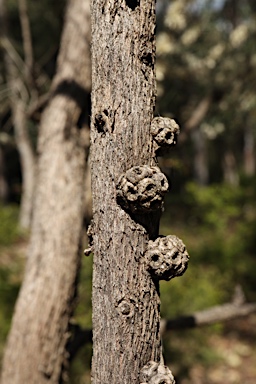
[116,117,189,282]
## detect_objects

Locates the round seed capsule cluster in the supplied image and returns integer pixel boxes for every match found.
[116,165,168,214]
[151,117,180,148]
[140,361,175,384]
[144,235,189,281]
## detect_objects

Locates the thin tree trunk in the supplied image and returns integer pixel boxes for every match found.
[1,0,91,382]
[18,0,34,90]
[0,145,8,202]
[0,0,36,229]
[223,149,239,186]
[243,124,255,177]
[91,1,163,383]
[191,129,209,185]
[12,99,36,229]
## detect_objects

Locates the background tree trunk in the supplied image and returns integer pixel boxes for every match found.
[243,124,255,177]
[223,149,239,186]
[191,129,209,186]
[90,1,162,383]
[0,0,91,382]
[12,99,36,229]
[0,0,36,229]
[0,145,8,202]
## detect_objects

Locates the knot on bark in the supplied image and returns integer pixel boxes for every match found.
[151,117,180,148]
[144,235,189,281]
[116,297,135,318]
[116,165,169,214]
[140,361,175,384]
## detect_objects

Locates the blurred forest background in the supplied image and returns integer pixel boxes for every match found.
[0,0,256,383]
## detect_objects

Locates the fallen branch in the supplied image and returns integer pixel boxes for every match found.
[161,284,255,332]
[68,286,256,361]
[160,301,256,333]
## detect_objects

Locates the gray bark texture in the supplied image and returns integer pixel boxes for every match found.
[90,1,162,383]
[0,0,91,382]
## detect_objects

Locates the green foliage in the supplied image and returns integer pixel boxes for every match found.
[187,182,256,292]
[160,264,229,319]
[162,180,256,297]
[0,266,21,368]
[163,327,223,380]
[160,179,256,379]
[156,0,256,184]
[185,182,243,231]
[69,344,92,384]
[0,205,24,364]
[75,254,93,328]
[0,268,20,342]
[0,205,20,246]
[69,254,93,384]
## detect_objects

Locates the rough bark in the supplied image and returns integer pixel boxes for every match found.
[0,0,91,382]
[90,1,162,383]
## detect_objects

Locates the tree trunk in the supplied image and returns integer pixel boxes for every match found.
[12,99,36,229]
[243,124,255,177]
[90,1,163,383]
[223,149,239,186]
[191,129,209,185]
[0,0,91,382]
[0,145,9,202]
[0,0,36,229]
